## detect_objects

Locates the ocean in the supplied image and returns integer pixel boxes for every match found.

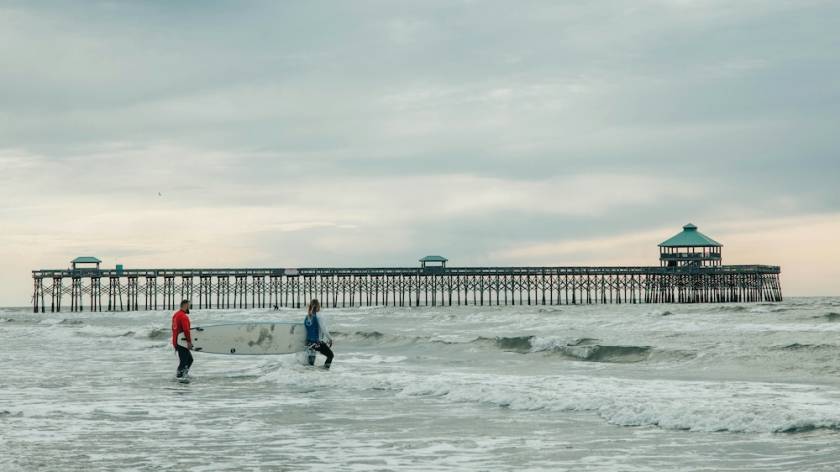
[2,298,840,471]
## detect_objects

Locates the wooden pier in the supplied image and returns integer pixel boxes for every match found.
[30,225,783,312]
[31,265,782,313]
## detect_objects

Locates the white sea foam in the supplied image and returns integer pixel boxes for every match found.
[256,361,840,433]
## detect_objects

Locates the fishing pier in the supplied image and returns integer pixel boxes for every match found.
[31,224,782,312]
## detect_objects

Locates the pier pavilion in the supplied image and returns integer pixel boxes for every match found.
[31,224,782,312]
[71,256,102,271]
[420,255,448,270]
[659,224,722,267]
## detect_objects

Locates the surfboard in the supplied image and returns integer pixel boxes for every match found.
[177,321,306,355]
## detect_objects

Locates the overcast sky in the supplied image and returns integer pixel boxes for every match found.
[1,0,839,306]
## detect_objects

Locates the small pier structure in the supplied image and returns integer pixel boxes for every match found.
[31,224,782,312]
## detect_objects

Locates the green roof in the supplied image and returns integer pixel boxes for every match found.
[72,256,102,263]
[659,224,721,247]
[419,255,448,262]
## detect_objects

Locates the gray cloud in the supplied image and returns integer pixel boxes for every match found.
[1,0,839,303]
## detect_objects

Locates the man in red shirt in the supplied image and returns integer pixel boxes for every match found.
[172,300,194,380]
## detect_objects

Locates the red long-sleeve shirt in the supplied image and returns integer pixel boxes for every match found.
[171,310,192,347]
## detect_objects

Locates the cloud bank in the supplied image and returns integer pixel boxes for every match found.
[1,1,839,304]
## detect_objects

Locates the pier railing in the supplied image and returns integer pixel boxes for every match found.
[32,264,779,278]
[31,264,782,312]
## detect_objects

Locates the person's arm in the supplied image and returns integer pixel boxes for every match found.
[182,315,193,347]
[319,314,333,345]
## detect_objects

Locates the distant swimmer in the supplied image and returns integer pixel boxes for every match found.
[171,300,194,381]
[304,299,334,369]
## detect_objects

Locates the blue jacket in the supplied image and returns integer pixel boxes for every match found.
[304,312,332,344]
[304,314,320,343]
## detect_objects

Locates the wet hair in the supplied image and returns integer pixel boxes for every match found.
[307,299,320,315]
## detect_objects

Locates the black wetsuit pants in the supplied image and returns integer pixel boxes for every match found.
[175,345,193,377]
[307,342,334,368]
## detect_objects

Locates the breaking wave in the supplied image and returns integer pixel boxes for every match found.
[336,330,657,363]
[147,328,169,340]
[58,319,85,325]
[528,336,653,362]
[817,312,840,322]
[0,317,41,324]
[332,330,415,345]
[645,309,673,317]
[476,335,533,353]
[775,343,838,351]
[717,305,749,313]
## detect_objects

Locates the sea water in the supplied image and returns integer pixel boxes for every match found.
[2,298,840,471]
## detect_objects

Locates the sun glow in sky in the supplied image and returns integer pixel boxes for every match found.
[1,1,839,305]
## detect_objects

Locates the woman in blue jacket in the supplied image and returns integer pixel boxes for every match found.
[304,299,334,369]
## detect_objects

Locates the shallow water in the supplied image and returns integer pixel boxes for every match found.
[2,298,840,471]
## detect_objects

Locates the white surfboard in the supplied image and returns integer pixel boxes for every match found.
[178,322,306,355]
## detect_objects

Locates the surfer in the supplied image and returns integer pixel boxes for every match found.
[304,299,334,369]
[171,300,194,380]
